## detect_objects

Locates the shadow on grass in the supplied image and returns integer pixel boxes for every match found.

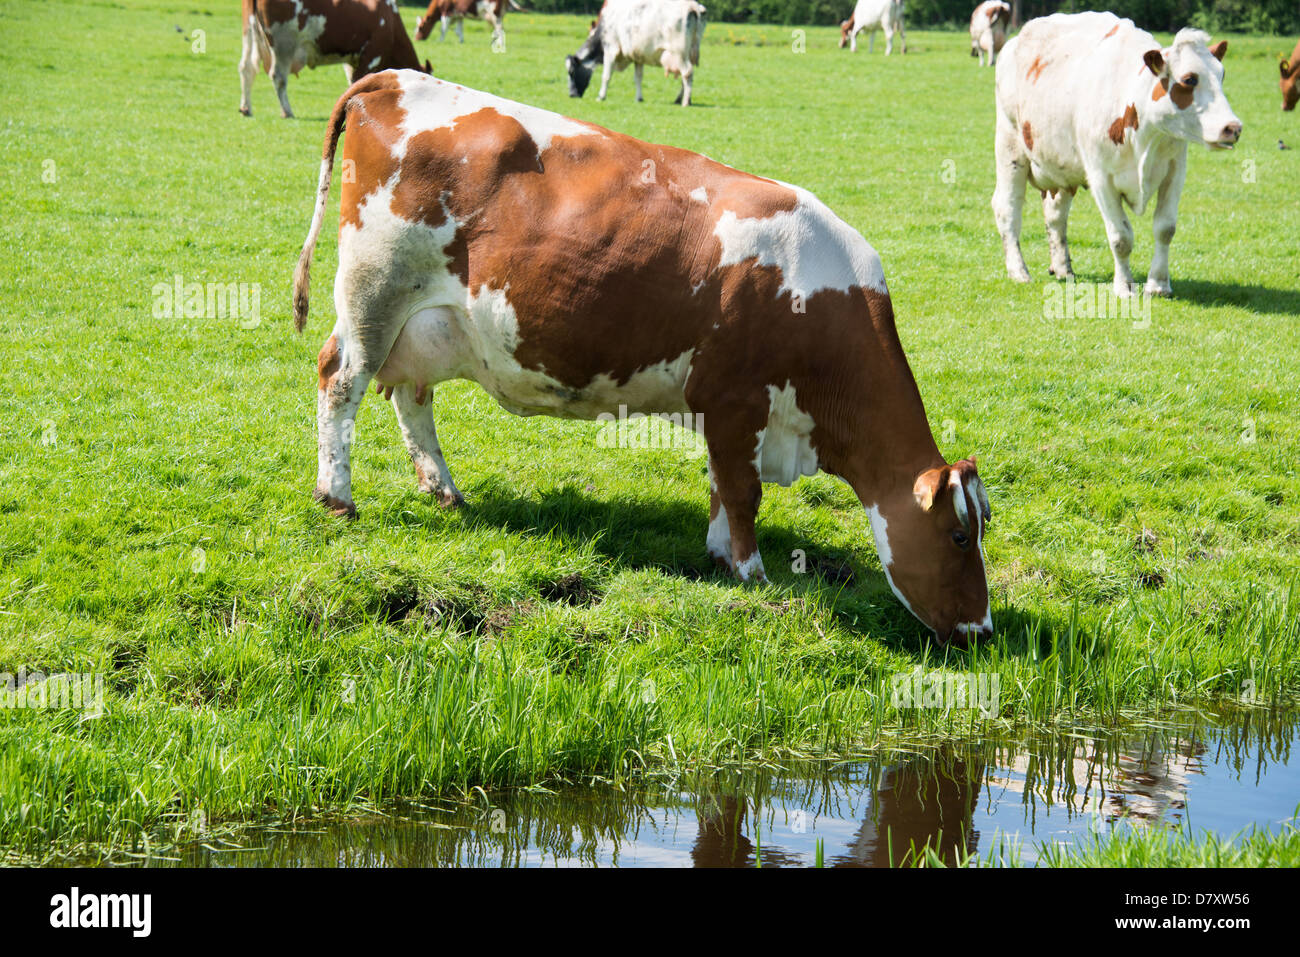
[391,481,1076,654]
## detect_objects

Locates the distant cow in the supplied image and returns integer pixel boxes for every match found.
[293,70,995,643]
[414,0,520,46]
[970,1,1010,67]
[1279,38,1300,110]
[839,0,906,55]
[238,0,429,118]
[993,13,1241,297]
[565,0,706,106]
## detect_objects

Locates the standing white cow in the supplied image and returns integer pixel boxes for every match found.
[839,0,906,55]
[565,0,706,107]
[992,13,1241,298]
[970,1,1011,67]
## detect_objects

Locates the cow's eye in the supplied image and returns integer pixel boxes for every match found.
[1181,74,1198,88]
[951,530,971,550]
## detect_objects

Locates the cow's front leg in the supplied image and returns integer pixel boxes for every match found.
[679,66,693,107]
[706,450,766,585]
[897,21,907,53]
[597,53,616,101]
[455,17,465,43]
[884,24,894,55]
[992,117,1031,281]
[633,62,644,102]
[1146,160,1186,297]
[391,384,463,508]
[1042,187,1075,279]
[1091,180,1137,297]
[439,15,450,41]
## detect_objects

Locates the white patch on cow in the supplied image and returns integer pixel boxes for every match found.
[713,186,888,297]
[393,73,600,161]
[755,382,819,486]
[950,470,970,532]
[369,56,382,69]
[706,467,733,566]
[866,504,919,620]
[689,186,708,203]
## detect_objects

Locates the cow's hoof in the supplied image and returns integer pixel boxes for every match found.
[436,488,464,509]
[1145,281,1173,298]
[1049,268,1074,280]
[313,488,357,519]
[281,110,294,119]
[239,107,251,117]
[1008,269,1032,283]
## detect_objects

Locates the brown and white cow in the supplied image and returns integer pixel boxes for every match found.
[1279,38,1300,111]
[969,1,1010,67]
[292,71,995,643]
[414,0,521,47]
[238,0,429,118]
[838,0,906,55]
[993,13,1241,298]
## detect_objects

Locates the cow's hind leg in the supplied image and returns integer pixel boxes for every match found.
[992,114,1031,281]
[1042,188,1075,279]
[238,24,259,115]
[391,385,463,508]
[694,399,769,584]
[634,62,644,102]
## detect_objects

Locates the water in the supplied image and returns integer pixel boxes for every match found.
[166,708,1298,867]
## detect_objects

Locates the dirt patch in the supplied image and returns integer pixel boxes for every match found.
[539,572,600,607]
[1137,570,1165,590]
[810,557,855,585]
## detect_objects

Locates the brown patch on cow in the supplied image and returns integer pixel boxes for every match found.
[1103,25,1119,39]
[1026,56,1048,82]
[317,334,341,391]
[254,0,424,78]
[1021,121,1034,151]
[1108,104,1139,144]
[1154,77,1194,109]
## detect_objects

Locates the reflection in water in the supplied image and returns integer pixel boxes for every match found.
[148,708,1298,868]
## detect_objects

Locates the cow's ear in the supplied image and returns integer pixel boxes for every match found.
[1210,40,1228,61]
[1143,49,1166,76]
[913,467,947,512]
[1282,60,1292,78]
[424,59,432,74]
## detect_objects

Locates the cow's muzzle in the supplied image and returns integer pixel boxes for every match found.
[1211,120,1242,149]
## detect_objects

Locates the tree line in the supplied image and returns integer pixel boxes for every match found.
[506,0,1299,34]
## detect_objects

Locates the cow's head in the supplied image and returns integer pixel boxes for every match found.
[867,457,992,645]
[838,18,853,49]
[414,4,439,42]
[1142,30,1241,150]
[566,20,602,97]
[1280,58,1300,111]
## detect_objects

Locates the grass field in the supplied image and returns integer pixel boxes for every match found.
[2,0,1299,863]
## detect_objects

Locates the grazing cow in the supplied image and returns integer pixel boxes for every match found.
[565,0,706,106]
[238,0,429,118]
[839,0,906,55]
[1279,38,1300,111]
[969,1,1011,67]
[993,13,1241,297]
[293,71,994,643]
[414,0,520,46]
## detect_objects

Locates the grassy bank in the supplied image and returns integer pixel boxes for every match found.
[2,1,1299,861]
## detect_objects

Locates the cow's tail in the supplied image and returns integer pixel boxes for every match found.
[243,0,273,73]
[292,94,349,333]
[686,3,705,66]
